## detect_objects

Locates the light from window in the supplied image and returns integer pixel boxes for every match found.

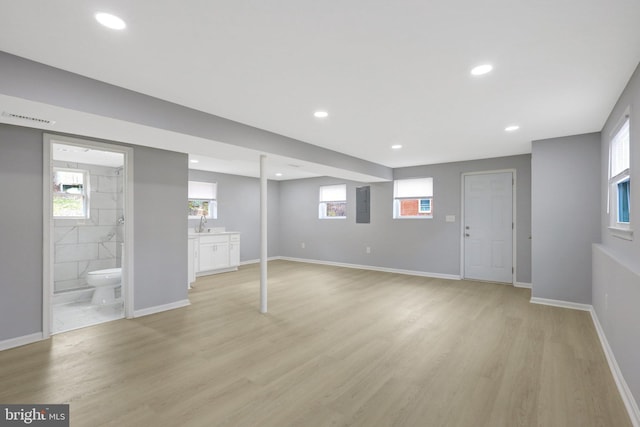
[53,168,89,218]
[188,181,218,218]
[319,184,346,219]
[609,116,631,228]
[394,177,433,219]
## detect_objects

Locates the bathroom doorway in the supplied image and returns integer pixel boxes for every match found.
[43,134,134,335]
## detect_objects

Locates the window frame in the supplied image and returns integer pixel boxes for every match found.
[393,177,434,219]
[319,184,347,219]
[188,181,218,219]
[607,112,633,240]
[52,167,90,219]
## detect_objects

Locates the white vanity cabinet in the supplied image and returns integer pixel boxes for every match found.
[187,235,198,288]
[191,232,240,277]
[229,234,240,267]
[199,235,229,271]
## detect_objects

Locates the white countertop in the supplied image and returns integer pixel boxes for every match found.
[188,230,239,237]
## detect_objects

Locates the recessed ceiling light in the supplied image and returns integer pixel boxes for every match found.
[275,173,283,177]
[470,64,493,76]
[190,159,199,163]
[504,125,520,132]
[95,12,126,30]
[314,111,329,118]
[391,144,403,150]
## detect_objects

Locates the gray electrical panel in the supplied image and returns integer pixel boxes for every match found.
[356,186,370,224]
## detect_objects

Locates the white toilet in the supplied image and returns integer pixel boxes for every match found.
[87,268,121,305]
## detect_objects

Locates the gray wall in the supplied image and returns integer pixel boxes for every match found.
[188,170,280,260]
[0,123,188,341]
[133,146,188,310]
[600,63,640,267]
[593,62,640,410]
[531,133,601,304]
[0,125,43,341]
[279,154,532,281]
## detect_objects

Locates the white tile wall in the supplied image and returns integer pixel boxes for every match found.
[78,226,116,243]
[54,227,78,244]
[53,262,78,282]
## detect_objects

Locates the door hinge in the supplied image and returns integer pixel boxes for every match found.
[512,267,514,273]
[512,222,514,229]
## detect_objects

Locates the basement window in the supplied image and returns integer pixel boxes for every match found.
[319,184,347,219]
[393,177,433,219]
[188,181,218,219]
[53,168,90,218]
[608,114,633,240]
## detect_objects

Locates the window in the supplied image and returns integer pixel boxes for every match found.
[53,168,89,218]
[608,116,631,235]
[188,181,218,219]
[319,184,346,219]
[394,177,433,218]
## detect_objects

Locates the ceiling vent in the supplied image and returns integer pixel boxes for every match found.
[2,111,56,125]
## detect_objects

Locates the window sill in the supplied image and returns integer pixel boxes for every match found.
[608,226,634,241]
[393,216,433,219]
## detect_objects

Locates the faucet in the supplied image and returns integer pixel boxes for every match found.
[197,215,207,232]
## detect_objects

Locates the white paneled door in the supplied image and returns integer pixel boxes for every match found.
[463,172,513,283]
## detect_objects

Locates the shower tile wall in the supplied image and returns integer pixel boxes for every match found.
[53,161,123,293]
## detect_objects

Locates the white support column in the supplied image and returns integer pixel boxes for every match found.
[260,155,268,313]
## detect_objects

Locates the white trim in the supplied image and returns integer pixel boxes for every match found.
[514,282,532,289]
[240,257,280,266]
[461,169,517,285]
[0,332,43,351]
[43,134,135,327]
[196,266,238,276]
[529,297,591,311]
[42,139,52,339]
[279,257,461,280]
[590,308,640,427]
[133,299,190,318]
[124,147,135,318]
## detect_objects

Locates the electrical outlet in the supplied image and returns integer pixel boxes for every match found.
[301,242,306,249]
[366,246,371,254]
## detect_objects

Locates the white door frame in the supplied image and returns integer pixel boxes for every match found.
[43,134,134,338]
[460,169,516,285]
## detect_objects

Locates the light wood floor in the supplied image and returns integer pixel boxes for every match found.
[0,260,631,427]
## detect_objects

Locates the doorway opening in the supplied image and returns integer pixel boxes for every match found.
[43,134,134,335]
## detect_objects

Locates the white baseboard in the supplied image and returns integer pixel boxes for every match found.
[240,257,280,266]
[133,299,190,318]
[590,308,640,427]
[529,297,592,311]
[514,282,532,289]
[0,332,43,351]
[278,257,461,281]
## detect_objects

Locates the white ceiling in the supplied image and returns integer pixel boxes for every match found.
[1,0,639,177]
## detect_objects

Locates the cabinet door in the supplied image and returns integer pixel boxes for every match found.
[211,243,230,269]
[229,241,240,266]
[188,238,197,286]
[199,242,218,271]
